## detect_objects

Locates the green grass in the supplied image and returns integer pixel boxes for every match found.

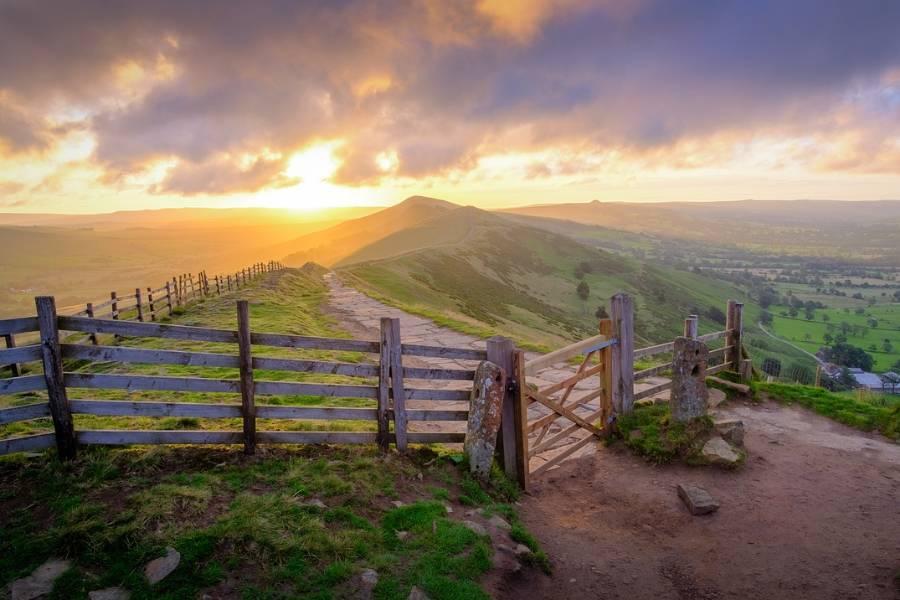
[767,303,900,371]
[0,445,545,599]
[615,403,715,464]
[755,382,900,440]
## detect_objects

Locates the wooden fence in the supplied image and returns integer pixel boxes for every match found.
[0,297,483,458]
[2,260,285,375]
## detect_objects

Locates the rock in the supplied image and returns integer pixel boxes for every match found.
[677,483,720,515]
[463,360,506,480]
[669,337,709,422]
[396,530,410,541]
[707,388,727,409]
[353,568,378,600]
[714,419,745,447]
[462,520,487,536]
[144,547,181,585]
[10,559,71,600]
[360,569,379,588]
[89,588,131,600]
[701,436,741,466]
[443,504,453,514]
[488,515,511,531]
[391,500,404,508]
[303,498,327,508]
[514,544,531,556]
[408,586,430,600]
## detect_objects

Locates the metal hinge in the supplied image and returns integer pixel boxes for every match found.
[506,378,519,395]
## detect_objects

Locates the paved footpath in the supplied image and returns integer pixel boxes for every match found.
[324,273,643,471]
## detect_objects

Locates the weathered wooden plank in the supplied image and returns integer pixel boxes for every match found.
[698,330,726,343]
[402,366,476,381]
[599,318,613,428]
[707,345,731,359]
[0,433,56,455]
[0,374,46,395]
[77,430,244,445]
[36,297,77,460]
[611,293,635,415]
[257,431,378,444]
[62,344,240,368]
[65,373,239,393]
[4,333,21,376]
[404,388,470,401]
[634,363,671,381]
[526,388,603,432]
[527,389,604,438]
[59,316,239,343]
[524,333,610,375]
[401,344,487,361]
[377,319,391,452]
[69,399,241,418]
[237,301,256,454]
[0,317,39,336]
[405,432,466,443]
[633,340,675,360]
[536,362,604,396]
[706,362,731,376]
[402,409,468,421]
[0,402,51,424]
[633,380,672,402]
[251,332,379,353]
[530,432,595,478]
[256,406,378,420]
[255,381,379,398]
[0,344,41,365]
[529,407,604,458]
[512,349,529,491]
[254,357,379,378]
[388,318,407,452]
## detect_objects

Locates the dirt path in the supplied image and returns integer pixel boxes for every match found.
[495,399,900,600]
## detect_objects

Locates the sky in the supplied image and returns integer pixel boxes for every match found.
[1,0,899,214]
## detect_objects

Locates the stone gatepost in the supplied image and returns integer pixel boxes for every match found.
[670,336,709,422]
[464,360,506,480]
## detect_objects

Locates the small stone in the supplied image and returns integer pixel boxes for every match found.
[144,547,181,584]
[444,504,453,514]
[701,436,741,466]
[514,544,531,556]
[462,520,487,536]
[396,530,410,541]
[488,515,511,530]
[677,483,720,516]
[416,472,423,481]
[707,388,727,408]
[360,568,379,588]
[391,500,405,508]
[714,419,745,447]
[10,559,71,600]
[89,588,131,600]
[408,585,431,600]
[303,498,327,508]
[569,578,577,583]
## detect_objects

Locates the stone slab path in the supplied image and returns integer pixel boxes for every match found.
[324,273,668,472]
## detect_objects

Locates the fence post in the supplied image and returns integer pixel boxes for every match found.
[237,300,256,454]
[35,296,76,460]
[85,303,98,345]
[147,287,156,321]
[377,318,392,452]
[110,291,119,321]
[610,293,635,416]
[726,300,744,373]
[215,275,221,295]
[3,334,20,376]
[487,336,518,480]
[387,318,407,452]
[135,288,144,322]
[165,282,174,314]
[512,349,529,490]
[684,315,698,339]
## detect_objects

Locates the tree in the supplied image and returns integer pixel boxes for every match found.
[706,306,726,325]
[594,305,609,319]
[883,339,894,353]
[576,280,590,301]
[760,310,773,326]
[823,342,874,371]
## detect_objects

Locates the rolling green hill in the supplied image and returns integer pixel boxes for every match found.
[336,204,813,370]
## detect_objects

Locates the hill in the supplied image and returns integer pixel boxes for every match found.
[335,204,813,369]
[282,196,457,267]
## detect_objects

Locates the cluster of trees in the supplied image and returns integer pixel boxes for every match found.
[822,342,874,371]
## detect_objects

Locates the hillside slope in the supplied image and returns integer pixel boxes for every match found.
[282,196,457,267]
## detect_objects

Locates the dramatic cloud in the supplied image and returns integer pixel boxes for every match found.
[1,0,899,200]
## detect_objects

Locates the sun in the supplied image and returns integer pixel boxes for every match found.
[285,143,340,183]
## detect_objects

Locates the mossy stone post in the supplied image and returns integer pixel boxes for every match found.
[464,359,506,480]
[670,336,709,422]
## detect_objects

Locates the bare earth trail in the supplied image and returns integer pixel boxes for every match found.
[324,274,900,600]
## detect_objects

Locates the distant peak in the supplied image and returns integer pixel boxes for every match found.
[398,195,457,208]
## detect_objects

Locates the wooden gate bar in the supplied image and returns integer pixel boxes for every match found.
[35,296,76,460]
[487,336,517,480]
